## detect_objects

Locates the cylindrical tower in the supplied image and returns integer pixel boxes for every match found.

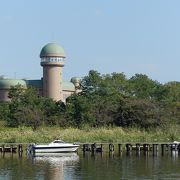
[40,43,66,101]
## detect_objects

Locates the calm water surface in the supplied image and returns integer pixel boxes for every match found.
[0,151,179,179]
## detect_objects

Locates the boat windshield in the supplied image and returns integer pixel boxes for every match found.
[53,140,65,144]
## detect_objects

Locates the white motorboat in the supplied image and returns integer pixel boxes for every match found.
[31,140,80,153]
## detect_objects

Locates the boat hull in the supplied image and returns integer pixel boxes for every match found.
[32,145,79,153]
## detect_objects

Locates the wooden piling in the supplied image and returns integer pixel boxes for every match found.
[136,143,141,152]
[91,143,96,152]
[109,143,114,152]
[18,144,23,153]
[83,144,86,152]
[10,145,13,153]
[118,144,122,154]
[96,144,103,152]
[178,144,180,152]
[144,144,151,151]
[152,144,158,152]
[2,145,5,153]
[161,144,165,154]
[126,144,132,152]
[83,144,91,152]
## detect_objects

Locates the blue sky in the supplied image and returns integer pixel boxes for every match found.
[0,0,179,83]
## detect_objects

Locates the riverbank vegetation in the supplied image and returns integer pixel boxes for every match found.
[0,70,179,142]
[0,126,179,143]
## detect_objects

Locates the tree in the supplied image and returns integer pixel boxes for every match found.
[0,103,9,122]
[7,85,68,129]
[41,99,66,126]
[12,104,43,130]
[164,81,180,102]
[7,85,45,129]
[66,94,95,128]
[67,70,128,127]
[3,70,179,130]
[163,82,180,123]
[81,70,102,94]
[129,74,160,99]
[114,97,165,128]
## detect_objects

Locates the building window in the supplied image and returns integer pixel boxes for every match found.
[41,57,64,63]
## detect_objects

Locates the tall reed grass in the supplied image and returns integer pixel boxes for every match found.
[0,125,179,143]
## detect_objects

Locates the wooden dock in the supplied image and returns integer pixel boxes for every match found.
[0,142,179,155]
[0,143,31,154]
[81,142,180,154]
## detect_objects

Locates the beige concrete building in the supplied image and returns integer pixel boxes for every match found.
[0,43,80,102]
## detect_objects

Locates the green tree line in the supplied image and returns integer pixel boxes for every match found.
[0,70,179,130]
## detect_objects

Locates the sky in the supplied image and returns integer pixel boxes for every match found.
[0,0,180,83]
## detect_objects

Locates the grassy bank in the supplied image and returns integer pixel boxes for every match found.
[0,125,179,143]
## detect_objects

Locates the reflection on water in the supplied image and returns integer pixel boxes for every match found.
[33,152,79,165]
[79,151,180,180]
[31,153,80,180]
[0,152,80,180]
[0,151,179,179]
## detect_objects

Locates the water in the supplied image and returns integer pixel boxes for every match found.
[0,151,179,179]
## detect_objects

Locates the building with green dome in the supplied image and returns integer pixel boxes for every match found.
[0,43,80,102]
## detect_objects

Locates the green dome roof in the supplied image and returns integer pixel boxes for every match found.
[0,79,27,89]
[71,77,81,83]
[62,82,75,91]
[40,43,66,58]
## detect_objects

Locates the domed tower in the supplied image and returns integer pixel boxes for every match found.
[40,43,66,101]
[71,77,81,93]
[0,76,27,102]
